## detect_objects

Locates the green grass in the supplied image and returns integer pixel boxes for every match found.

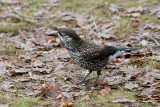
[142,103,154,107]
[0,36,5,43]
[121,0,139,8]
[1,4,10,8]
[0,77,5,83]
[58,0,103,14]
[127,58,147,67]
[11,97,48,107]
[0,43,22,56]
[127,57,160,70]
[141,14,160,24]
[19,0,44,16]
[111,17,136,35]
[74,89,137,107]
[148,57,160,69]
[0,23,26,34]
[146,0,159,4]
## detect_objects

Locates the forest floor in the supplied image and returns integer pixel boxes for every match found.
[0,0,160,107]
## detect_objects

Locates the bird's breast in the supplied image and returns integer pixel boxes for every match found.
[68,50,108,71]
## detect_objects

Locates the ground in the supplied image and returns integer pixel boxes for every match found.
[0,0,160,107]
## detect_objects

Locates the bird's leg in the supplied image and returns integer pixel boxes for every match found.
[91,70,101,87]
[96,70,101,81]
[76,70,92,85]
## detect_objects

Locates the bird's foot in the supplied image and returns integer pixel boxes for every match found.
[91,83,98,87]
[76,80,86,85]
[76,79,89,85]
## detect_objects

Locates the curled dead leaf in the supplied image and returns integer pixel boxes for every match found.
[60,92,75,107]
[100,86,111,96]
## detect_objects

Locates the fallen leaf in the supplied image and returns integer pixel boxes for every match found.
[103,76,122,85]
[8,68,28,76]
[124,82,138,91]
[100,86,111,96]
[60,92,75,107]
[1,81,16,92]
[112,98,136,103]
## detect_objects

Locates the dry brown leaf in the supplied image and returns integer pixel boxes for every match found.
[124,82,138,91]
[8,68,28,76]
[103,76,122,85]
[112,98,136,103]
[1,81,16,92]
[100,86,111,96]
[60,92,75,107]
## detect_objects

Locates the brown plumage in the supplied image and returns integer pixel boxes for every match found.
[48,28,137,85]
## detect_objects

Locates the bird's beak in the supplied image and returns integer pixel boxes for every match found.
[47,31,58,36]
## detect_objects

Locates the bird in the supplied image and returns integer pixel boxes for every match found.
[47,28,138,85]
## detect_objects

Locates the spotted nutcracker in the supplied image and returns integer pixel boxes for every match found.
[48,28,138,85]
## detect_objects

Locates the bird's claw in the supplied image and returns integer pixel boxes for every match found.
[76,81,85,85]
[76,79,89,85]
[91,83,98,87]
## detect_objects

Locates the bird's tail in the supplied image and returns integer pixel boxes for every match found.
[118,48,139,52]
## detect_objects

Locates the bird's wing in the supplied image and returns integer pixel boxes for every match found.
[81,45,139,62]
[82,45,119,61]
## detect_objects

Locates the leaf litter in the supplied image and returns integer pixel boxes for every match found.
[0,0,160,106]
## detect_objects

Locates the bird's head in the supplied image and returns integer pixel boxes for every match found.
[48,28,82,50]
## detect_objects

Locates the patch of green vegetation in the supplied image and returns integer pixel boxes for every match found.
[127,56,160,70]
[142,103,154,107]
[21,9,33,16]
[132,80,140,84]
[13,82,26,90]
[146,0,158,4]
[0,43,22,56]
[148,57,160,69]
[59,0,101,13]
[0,93,13,104]
[19,0,44,8]
[121,0,139,8]
[107,0,116,5]
[0,77,5,83]
[141,14,160,24]
[50,19,66,26]
[112,17,136,35]
[11,97,48,107]
[53,0,107,18]
[1,4,10,8]
[20,0,44,16]
[74,89,137,107]
[0,36,5,43]
[127,58,147,66]
[0,23,26,35]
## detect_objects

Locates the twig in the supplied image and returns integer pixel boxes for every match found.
[90,12,98,32]
[147,37,160,46]
[18,28,27,40]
